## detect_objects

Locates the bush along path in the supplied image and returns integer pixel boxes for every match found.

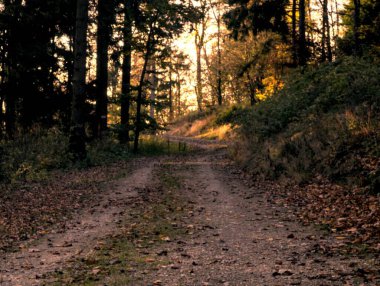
[1,140,379,285]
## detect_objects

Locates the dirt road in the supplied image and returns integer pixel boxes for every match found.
[1,141,379,285]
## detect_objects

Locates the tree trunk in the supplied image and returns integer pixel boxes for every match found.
[120,0,133,144]
[69,0,89,160]
[4,0,22,139]
[246,73,256,106]
[298,0,307,66]
[321,0,332,62]
[353,0,361,55]
[176,70,181,117]
[134,26,154,153]
[195,44,203,112]
[214,3,222,106]
[292,0,297,66]
[335,0,340,41]
[325,1,332,62]
[216,21,222,106]
[203,46,216,106]
[169,59,174,121]
[95,0,110,137]
[194,7,207,112]
[149,60,156,120]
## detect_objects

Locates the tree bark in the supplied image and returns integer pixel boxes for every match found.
[194,3,207,112]
[4,0,22,138]
[69,0,89,160]
[298,0,307,66]
[195,43,203,112]
[120,0,133,144]
[353,0,361,55]
[134,26,154,153]
[325,0,332,62]
[169,58,174,121]
[149,60,156,120]
[321,0,327,62]
[292,0,298,66]
[246,73,256,106]
[210,0,222,106]
[321,0,332,62]
[95,0,111,137]
[176,70,181,117]
[216,15,222,106]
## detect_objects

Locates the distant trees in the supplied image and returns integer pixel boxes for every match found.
[0,0,378,159]
[339,0,379,55]
[0,0,201,157]
[212,0,379,107]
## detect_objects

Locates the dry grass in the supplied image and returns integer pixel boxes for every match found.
[168,114,234,141]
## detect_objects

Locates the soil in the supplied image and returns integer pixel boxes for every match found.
[1,139,379,285]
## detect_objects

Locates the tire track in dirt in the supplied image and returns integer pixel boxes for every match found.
[0,160,155,286]
[136,149,378,285]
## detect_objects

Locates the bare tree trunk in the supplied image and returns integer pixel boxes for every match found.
[203,46,216,106]
[134,26,154,153]
[335,0,340,40]
[149,60,156,120]
[298,0,307,66]
[216,16,222,106]
[292,0,298,66]
[195,43,203,112]
[194,1,207,112]
[321,0,327,62]
[321,0,332,62]
[246,73,256,106]
[4,0,22,139]
[95,0,111,137]
[353,0,361,55]
[69,0,89,160]
[211,0,222,106]
[330,0,337,53]
[169,58,174,121]
[120,0,133,144]
[176,70,181,117]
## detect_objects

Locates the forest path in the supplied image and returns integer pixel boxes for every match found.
[1,138,378,285]
[0,160,155,286]
[130,147,377,286]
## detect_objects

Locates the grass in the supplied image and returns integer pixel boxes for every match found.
[230,56,380,188]
[0,130,191,189]
[138,135,191,155]
[49,164,189,285]
[169,105,242,140]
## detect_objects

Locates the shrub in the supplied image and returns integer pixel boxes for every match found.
[0,128,71,183]
[235,56,380,186]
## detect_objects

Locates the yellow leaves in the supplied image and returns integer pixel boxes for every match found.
[160,235,171,242]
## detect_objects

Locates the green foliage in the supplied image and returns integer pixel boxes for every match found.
[0,129,71,183]
[173,109,215,125]
[86,137,131,167]
[339,0,380,55]
[0,128,191,186]
[236,57,380,187]
[138,135,189,156]
[215,105,247,126]
[239,57,380,140]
